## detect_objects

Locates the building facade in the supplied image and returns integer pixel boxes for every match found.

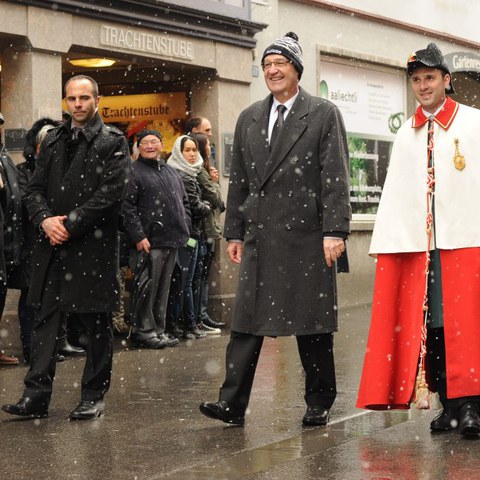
[1,0,479,326]
[0,0,266,325]
[250,0,480,307]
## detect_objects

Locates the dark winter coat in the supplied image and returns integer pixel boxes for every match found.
[197,167,224,241]
[121,155,191,249]
[16,160,35,285]
[17,117,61,285]
[176,170,210,240]
[26,113,130,312]
[224,87,351,336]
[0,146,23,288]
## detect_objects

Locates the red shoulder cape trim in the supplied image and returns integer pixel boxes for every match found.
[411,96,459,130]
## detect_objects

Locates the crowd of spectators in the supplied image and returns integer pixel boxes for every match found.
[0,108,226,367]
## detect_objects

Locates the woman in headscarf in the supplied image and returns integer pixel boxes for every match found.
[190,132,226,333]
[167,136,211,339]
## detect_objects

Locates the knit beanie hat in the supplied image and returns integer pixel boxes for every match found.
[136,129,162,146]
[262,32,303,79]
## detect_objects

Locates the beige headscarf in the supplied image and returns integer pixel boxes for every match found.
[167,135,203,177]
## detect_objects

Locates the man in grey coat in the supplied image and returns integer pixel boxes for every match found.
[200,32,351,426]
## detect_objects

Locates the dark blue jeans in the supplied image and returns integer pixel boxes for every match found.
[175,243,198,330]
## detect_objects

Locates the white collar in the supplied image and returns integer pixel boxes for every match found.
[271,90,299,114]
[422,99,447,119]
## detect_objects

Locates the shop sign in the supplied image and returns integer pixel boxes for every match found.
[102,92,186,153]
[319,59,406,214]
[63,92,187,153]
[445,51,480,73]
[101,25,194,60]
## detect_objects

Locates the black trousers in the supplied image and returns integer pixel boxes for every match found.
[427,327,480,408]
[219,331,336,414]
[23,257,113,404]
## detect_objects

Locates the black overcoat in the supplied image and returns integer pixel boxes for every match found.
[224,88,351,336]
[26,114,130,312]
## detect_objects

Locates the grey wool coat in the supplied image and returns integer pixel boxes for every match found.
[26,114,130,313]
[224,87,351,336]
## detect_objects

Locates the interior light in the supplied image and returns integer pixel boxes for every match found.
[68,58,116,68]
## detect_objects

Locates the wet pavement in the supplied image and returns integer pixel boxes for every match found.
[0,302,479,479]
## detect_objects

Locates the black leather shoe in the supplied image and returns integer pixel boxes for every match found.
[132,337,166,349]
[58,339,86,356]
[202,316,227,329]
[199,400,244,426]
[2,397,49,418]
[430,407,459,431]
[302,406,330,426]
[458,402,480,437]
[69,400,104,420]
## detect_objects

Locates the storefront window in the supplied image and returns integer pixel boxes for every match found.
[318,57,406,215]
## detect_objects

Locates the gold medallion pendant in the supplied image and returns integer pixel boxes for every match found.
[453,138,466,171]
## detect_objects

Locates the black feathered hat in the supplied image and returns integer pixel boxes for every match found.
[23,117,60,163]
[262,32,303,79]
[407,42,455,94]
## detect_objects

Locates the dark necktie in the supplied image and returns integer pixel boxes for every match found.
[72,127,82,140]
[427,117,434,169]
[270,104,287,150]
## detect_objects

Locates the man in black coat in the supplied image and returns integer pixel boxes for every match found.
[122,129,191,349]
[200,33,351,426]
[0,111,20,365]
[2,75,130,420]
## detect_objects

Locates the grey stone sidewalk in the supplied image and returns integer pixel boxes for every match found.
[0,303,478,479]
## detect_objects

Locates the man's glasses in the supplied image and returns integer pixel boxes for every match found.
[139,139,162,146]
[262,60,292,71]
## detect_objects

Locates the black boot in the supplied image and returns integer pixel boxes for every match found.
[58,336,86,356]
[458,402,480,437]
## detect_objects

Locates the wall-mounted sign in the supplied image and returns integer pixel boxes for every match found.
[445,51,480,73]
[319,59,406,214]
[222,133,234,177]
[101,25,194,60]
[4,128,27,152]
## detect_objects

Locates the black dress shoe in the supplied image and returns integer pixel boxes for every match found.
[69,400,104,420]
[199,400,244,426]
[2,397,49,418]
[302,406,330,426]
[132,337,166,349]
[202,316,227,329]
[58,339,86,356]
[458,402,480,437]
[430,407,459,431]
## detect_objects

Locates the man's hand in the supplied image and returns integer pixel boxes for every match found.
[323,237,345,268]
[41,216,70,246]
[136,238,150,254]
[227,241,243,264]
